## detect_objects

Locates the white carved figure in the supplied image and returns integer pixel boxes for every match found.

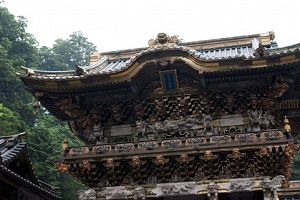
[78,189,96,200]
[262,176,285,200]
[247,110,275,131]
[133,186,146,200]
[207,182,218,200]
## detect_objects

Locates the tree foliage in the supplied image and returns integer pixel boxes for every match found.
[38,31,97,71]
[0,5,93,199]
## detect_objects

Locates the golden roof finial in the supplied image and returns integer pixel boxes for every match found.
[284,115,291,133]
[62,136,69,151]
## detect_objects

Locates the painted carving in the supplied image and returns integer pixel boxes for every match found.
[256,147,270,157]
[210,135,231,144]
[69,147,89,155]
[261,131,284,140]
[227,149,245,160]
[55,161,68,173]
[235,133,257,142]
[81,160,90,171]
[104,158,120,170]
[200,151,219,161]
[115,143,134,151]
[133,186,146,200]
[101,187,132,199]
[179,154,188,163]
[138,141,158,149]
[78,189,96,200]
[161,139,182,148]
[131,156,140,168]
[148,33,179,47]
[152,182,201,196]
[92,145,111,153]
[154,155,169,165]
[207,182,218,200]
[185,137,207,146]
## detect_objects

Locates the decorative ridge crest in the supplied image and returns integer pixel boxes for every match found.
[148,33,179,47]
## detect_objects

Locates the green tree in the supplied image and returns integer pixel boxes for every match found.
[38,31,97,71]
[0,6,37,126]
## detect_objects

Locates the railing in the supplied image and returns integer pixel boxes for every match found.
[64,129,288,157]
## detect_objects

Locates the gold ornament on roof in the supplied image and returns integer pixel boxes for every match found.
[283,116,291,133]
[62,136,69,151]
[148,33,179,47]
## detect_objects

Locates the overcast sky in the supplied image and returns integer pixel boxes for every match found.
[3,0,300,52]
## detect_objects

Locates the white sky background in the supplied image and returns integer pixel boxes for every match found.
[3,0,300,52]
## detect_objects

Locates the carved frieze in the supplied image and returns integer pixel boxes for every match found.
[227,178,254,191]
[101,187,131,199]
[151,182,201,197]
[78,189,96,200]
